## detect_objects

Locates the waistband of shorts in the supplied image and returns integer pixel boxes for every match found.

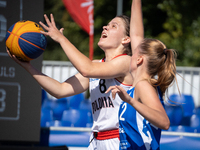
[93,129,119,140]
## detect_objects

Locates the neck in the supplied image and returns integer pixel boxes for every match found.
[104,50,124,62]
[131,68,150,87]
[102,45,125,62]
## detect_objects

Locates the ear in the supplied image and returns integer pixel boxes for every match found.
[122,36,130,44]
[136,55,143,65]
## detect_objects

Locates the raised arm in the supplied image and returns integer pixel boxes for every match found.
[130,0,144,52]
[39,14,131,80]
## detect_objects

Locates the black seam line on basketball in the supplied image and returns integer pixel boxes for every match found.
[10,21,33,52]
[7,30,45,51]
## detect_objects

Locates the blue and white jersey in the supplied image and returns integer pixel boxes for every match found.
[119,87,164,150]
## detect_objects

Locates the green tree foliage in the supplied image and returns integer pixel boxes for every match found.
[156,0,200,66]
[43,0,200,67]
[43,0,118,61]
[43,0,90,61]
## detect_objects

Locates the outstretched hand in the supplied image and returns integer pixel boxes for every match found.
[39,14,64,43]
[106,85,133,104]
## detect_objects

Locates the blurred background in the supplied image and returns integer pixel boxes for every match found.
[43,0,200,67]
[40,1,200,149]
[1,0,200,149]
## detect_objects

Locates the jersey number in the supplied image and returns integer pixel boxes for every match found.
[99,79,107,93]
[119,103,127,121]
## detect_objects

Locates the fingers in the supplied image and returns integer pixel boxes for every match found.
[12,55,20,63]
[115,85,125,93]
[105,85,121,100]
[105,85,118,93]
[105,85,132,102]
[39,14,54,32]
[111,90,117,100]
[39,14,64,40]
[39,21,49,31]
[60,28,64,34]
[105,86,114,93]
[50,14,56,27]
[44,14,52,27]
[6,47,26,64]
[43,14,56,28]
[6,47,13,58]
[6,47,15,60]
[40,31,47,36]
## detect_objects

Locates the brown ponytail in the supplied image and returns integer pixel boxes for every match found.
[138,38,178,97]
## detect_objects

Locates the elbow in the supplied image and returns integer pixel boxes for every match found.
[163,123,170,131]
[161,118,170,130]
[76,62,96,78]
[52,94,62,99]
[81,71,90,78]
[52,91,67,99]
[79,68,92,78]
[55,95,63,99]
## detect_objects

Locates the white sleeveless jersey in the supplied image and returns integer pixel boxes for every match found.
[89,59,131,132]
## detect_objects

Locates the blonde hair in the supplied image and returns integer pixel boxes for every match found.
[138,38,177,96]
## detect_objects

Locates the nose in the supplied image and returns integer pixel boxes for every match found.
[103,25,108,30]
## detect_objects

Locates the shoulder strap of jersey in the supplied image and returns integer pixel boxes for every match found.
[111,54,128,60]
[102,54,128,62]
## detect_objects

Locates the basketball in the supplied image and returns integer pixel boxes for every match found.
[5,20,47,61]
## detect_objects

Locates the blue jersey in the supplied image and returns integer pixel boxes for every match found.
[119,87,164,150]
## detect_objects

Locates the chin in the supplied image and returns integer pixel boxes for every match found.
[97,41,101,46]
[97,41,104,50]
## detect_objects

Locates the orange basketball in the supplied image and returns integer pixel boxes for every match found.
[5,20,47,61]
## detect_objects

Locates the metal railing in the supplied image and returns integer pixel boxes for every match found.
[42,61,200,106]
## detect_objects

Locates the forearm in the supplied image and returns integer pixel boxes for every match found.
[40,14,93,77]
[107,85,169,129]
[130,0,144,51]
[26,64,89,98]
[128,99,170,130]
[58,35,93,77]
[24,64,67,98]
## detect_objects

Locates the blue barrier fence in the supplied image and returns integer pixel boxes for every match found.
[41,61,200,149]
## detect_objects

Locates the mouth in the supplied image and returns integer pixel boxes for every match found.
[101,32,107,38]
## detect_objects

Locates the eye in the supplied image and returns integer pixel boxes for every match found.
[112,25,116,28]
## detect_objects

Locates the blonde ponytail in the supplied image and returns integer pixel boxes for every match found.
[138,38,178,96]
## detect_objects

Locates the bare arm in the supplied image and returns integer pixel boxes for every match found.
[130,81,170,130]
[30,69,89,99]
[39,14,131,79]
[106,81,170,130]
[130,0,144,52]
[6,48,89,99]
